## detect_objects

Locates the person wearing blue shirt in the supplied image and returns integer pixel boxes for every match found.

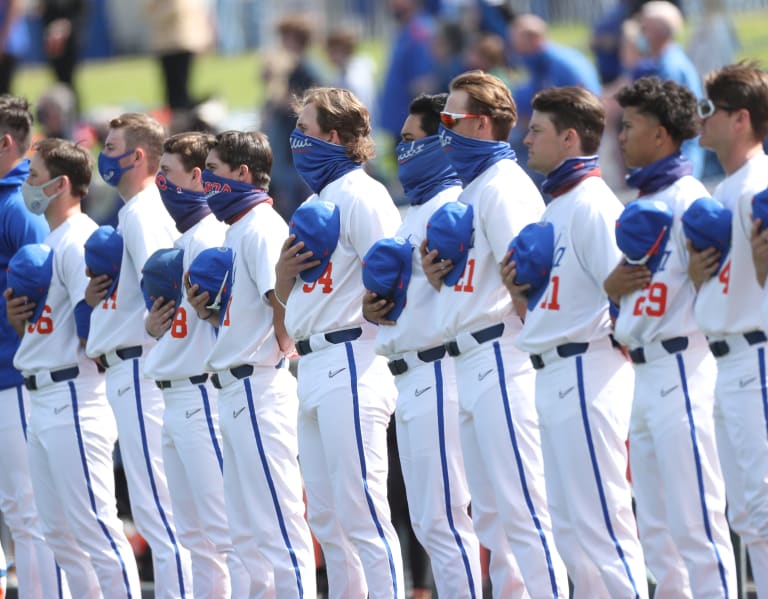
[0,0,29,93]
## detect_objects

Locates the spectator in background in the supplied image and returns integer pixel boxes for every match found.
[466,33,512,88]
[325,24,376,121]
[36,82,77,140]
[0,0,28,94]
[687,0,739,86]
[429,20,466,95]
[41,0,85,108]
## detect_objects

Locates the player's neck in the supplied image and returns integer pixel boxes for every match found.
[46,198,81,231]
[719,139,764,176]
[118,174,156,203]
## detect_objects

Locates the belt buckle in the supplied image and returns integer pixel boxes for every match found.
[709,340,729,358]
[530,354,545,370]
[446,341,461,357]
[296,339,311,356]
[388,359,408,376]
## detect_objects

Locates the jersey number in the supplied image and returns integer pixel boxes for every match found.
[718,259,731,295]
[222,297,232,327]
[27,305,53,335]
[632,282,668,317]
[102,289,117,310]
[539,275,561,311]
[453,259,476,293]
[302,263,334,294]
[170,307,187,339]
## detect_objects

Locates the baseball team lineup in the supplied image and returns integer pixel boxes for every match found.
[1,59,768,599]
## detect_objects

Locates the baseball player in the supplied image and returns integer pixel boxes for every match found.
[362,93,481,599]
[6,138,142,598]
[605,77,736,596]
[0,95,64,599]
[502,86,647,599]
[142,132,249,598]
[84,113,192,598]
[186,130,316,598]
[275,87,404,599]
[687,62,768,596]
[421,71,567,598]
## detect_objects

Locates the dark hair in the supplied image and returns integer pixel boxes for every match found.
[531,86,605,154]
[277,14,313,49]
[705,61,768,141]
[212,130,272,190]
[163,132,216,172]
[109,113,166,173]
[408,93,448,136]
[0,95,33,153]
[615,76,698,143]
[450,71,517,140]
[34,138,92,198]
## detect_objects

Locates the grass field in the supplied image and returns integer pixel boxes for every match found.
[11,10,768,115]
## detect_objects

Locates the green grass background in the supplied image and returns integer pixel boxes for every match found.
[12,10,768,114]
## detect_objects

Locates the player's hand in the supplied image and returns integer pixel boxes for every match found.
[420,239,449,291]
[499,251,531,298]
[3,288,34,336]
[146,297,175,339]
[603,260,651,304]
[686,239,720,291]
[751,217,768,287]
[184,271,217,323]
[276,234,322,280]
[84,273,112,308]
[362,290,396,326]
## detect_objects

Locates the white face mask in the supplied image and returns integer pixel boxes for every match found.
[22,176,64,215]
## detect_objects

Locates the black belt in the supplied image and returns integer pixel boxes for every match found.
[446,323,505,357]
[24,366,80,391]
[156,374,209,390]
[530,342,590,370]
[98,345,143,369]
[709,330,767,358]
[629,336,689,364]
[211,365,254,389]
[295,327,363,356]
[387,345,446,376]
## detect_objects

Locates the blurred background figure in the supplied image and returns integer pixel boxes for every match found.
[325,23,376,121]
[40,0,85,108]
[686,0,739,85]
[35,81,76,139]
[466,32,512,87]
[428,20,465,95]
[0,0,28,93]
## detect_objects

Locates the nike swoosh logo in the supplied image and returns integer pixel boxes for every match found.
[414,386,432,397]
[328,368,346,378]
[185,408,202,419]
[54,404,69,415]
[558,386,575,399]
[660,385,679,397]
[739,376,757,388]
[117,386,131,397]
[233,407,246,419]
[478,369,494,381]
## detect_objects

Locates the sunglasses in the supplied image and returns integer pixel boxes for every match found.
[697,98,737,120]
[440,111,482,129]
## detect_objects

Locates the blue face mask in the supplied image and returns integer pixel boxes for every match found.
[626,152,693,196]
[396,135,462,206]
[290,129,361,194]
[438,125,516,186]
[156,173,211,233]
[98,149,135,187]
[202,170,272,223]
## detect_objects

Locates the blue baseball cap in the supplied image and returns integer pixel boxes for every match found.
[188,246,234,312]
[84,225,123,300]
[753,188,768,232]
[362,236,413,321]
[425,201,474,287]
[682,196,732,276]
[141,248,184,311]
[7,243,53,325]
[615,199,673,274]
[289,200,341,283]
[507,221,555,311]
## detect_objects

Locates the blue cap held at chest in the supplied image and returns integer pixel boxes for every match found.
[7,243,54,325]
[425,201,474,287]
[84,225,123,301]
[289,200,341,284]
[507,221,555,311]
[362,236,413,322]
[615,199,673,275]
[682,196,731,276]
[141,248,184,311]
[188,246,234,312]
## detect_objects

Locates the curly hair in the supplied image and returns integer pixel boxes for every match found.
[705,61,768,141]
[449,71,517,141]
[408,93,448,137]
[615,76,698,144]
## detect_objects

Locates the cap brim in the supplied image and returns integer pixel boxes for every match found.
[443,255,468,287]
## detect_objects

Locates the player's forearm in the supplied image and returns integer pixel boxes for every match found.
[274,276,295,309]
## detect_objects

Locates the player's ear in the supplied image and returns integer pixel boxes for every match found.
[190,166,202,184]
[56,174,70,194]
[237,164,250,183]
[327,129,341,145]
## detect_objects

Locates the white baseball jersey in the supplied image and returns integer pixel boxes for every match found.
[614,176,709,347]
[695,153,768,336]
[435,159,544,340]
[14,212,102,385]
[86,185,178,357]
[144,214,226,380]
[285,168,401,340]
[516,176,623,354]
[375,186,462,357]
[206,202,287,371]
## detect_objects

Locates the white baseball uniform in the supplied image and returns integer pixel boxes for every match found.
[694,152,768,595]
[143,213,250,598]
[285,168,404,599]
[375,184,482,599]
[205,202,316,599]
[15,212,142,598]
[434,158,568,599]
[614,176,736,597]
[517,175,647,598]
[86,185,192,599]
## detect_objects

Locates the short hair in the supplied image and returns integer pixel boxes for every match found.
[615,76,698,143]
[0,95,33,153]
[640,1,684,39]
[294,87,375,163]
[326,25,359,55]
[408,93,447,137]
[705,61,768,141]
[277,14,313,49]
[211,130,272,190]
[34,138,92,198]
[449,71,517,141]
[109,113,166,173]
[163,132,216,172]
[531,87,605,155]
